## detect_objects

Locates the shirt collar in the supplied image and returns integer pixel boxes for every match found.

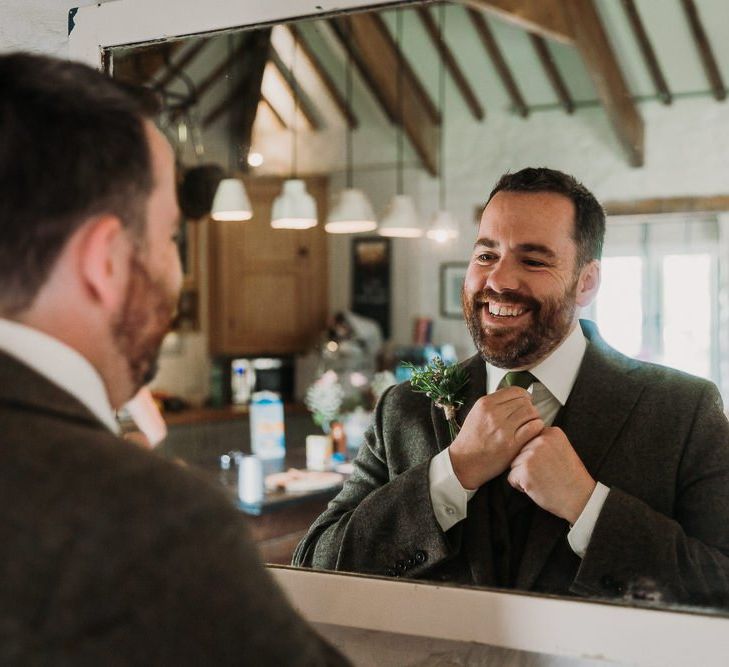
[486,323,587,405]
[0,318,119,433]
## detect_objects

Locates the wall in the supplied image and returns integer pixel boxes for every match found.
[0,1,104,56]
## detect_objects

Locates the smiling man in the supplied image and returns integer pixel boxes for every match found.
[295,167,729,608]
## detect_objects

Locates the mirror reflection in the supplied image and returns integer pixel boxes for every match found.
[110,0,729,613]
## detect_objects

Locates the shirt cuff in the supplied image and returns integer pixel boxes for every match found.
[428,448,477,532]
[567,482,610,558]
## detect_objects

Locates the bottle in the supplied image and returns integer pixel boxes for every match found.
[249,391,286,460]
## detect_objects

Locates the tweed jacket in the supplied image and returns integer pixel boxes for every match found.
[294,321,729,608]
[0,351,347,665]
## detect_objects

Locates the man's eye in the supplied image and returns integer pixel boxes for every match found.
[523,258,546,267]
[476,253,497,263]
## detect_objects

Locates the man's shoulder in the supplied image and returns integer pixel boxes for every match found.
[589,334,718,401]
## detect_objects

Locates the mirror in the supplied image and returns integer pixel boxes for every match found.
[105,0,729,616]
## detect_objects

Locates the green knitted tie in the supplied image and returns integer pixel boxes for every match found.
[502,371,536,390]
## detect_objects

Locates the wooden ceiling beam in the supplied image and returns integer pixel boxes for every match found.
[202,30,271,170]
[620,0,671,105]
[467,9,528,118]
[269,46,322,131]
[156,39,208,90]
[260,94,288,130]
[416,6,485,121]
[604,194,729,217]
[329,13,440,176]
[680,0,726,101]
[562,0,644,167]
[460,0,574,45]
[529,33,574,114]
[287,24,358,129]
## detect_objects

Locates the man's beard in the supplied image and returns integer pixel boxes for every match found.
[462,278,578,369]
[112,252,178,393]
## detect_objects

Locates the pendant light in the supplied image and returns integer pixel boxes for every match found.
[379,8,423,239]
[211,35,253,222]
[426,5,459,243]
[326,17,377,234]
[271,34,317,230]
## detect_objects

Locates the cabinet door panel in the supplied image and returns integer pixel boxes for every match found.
[208,176,328,356]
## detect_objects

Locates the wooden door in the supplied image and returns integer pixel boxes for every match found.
[208,176,328,356]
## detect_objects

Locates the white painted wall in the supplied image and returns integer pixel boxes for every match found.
[0,1,105,56]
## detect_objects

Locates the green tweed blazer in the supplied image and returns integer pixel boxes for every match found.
[294,321,729,608]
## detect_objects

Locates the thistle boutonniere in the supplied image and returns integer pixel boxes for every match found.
[405,357,469,442]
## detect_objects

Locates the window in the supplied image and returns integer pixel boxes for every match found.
[587,217,720,386]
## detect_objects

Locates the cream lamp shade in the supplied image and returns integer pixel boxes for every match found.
[379,194,423,238]
[325,188,378,234]
[426,209,459,243]
[271,179,318,230]
[210,178,253,221]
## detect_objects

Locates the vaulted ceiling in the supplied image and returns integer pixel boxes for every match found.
[112,0,728,171]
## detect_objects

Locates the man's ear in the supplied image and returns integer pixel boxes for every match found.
[77,215,131,311]
[575,260,601,308]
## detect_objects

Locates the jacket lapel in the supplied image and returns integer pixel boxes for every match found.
[516,322,645,589]
[430,354,486,453]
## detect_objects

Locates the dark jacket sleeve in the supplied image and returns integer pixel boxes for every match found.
[292,386,454,578]
[34,457,350,667]
[572,382,729,607]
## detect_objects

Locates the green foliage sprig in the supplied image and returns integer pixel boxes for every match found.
[405,357,469,442]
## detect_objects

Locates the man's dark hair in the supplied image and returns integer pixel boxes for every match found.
[486,167,605,268]
[0,52,155,315]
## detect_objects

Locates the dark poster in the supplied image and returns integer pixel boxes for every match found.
[351,237,391,339]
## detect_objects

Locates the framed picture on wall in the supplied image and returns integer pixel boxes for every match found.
[440,262,468,319]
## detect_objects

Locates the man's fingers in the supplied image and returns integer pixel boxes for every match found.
[507,467,524,493]
[485,386,532,406]
[514,416,544,447]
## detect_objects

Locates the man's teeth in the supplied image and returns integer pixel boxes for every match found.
[488,302,526,317]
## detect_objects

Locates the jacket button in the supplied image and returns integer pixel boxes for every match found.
[395,560,407,571]
[414,550,427,564]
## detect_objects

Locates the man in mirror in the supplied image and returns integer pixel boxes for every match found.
[294,167,729,608]
[0,52,346,664]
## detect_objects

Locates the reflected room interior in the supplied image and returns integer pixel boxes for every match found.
[108,0,729,615]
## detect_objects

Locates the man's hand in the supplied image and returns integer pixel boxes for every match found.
[507,426,596,524]
[449,387,544,490]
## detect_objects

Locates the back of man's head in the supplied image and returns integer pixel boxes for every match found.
[0,52,154,316]
[487,167,606,269]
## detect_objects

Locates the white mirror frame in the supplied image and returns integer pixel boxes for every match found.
[68,2,729,665]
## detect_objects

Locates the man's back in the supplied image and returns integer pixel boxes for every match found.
[0,351,344,665]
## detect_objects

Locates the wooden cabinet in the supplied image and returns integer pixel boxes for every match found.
[208,176,328,356]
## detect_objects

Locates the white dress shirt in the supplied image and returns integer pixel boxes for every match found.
[0,318,118,434]
[428,324,610,558]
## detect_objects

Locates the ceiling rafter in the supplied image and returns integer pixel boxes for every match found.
[416,6,485,121]
[156,40,208,90]
[461,0,575,45]
[620,0,671,105]
[260,94,288,130]
[562,0,644,166]
[269,46,323,131]
[680,0,726,101]
[287,24,359,129]
[528,33,574,114]
[467,9,528,118]
[329,13,440,176]
[202,30,271,171]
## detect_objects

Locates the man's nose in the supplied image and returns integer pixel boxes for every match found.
[486,257,520,292]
